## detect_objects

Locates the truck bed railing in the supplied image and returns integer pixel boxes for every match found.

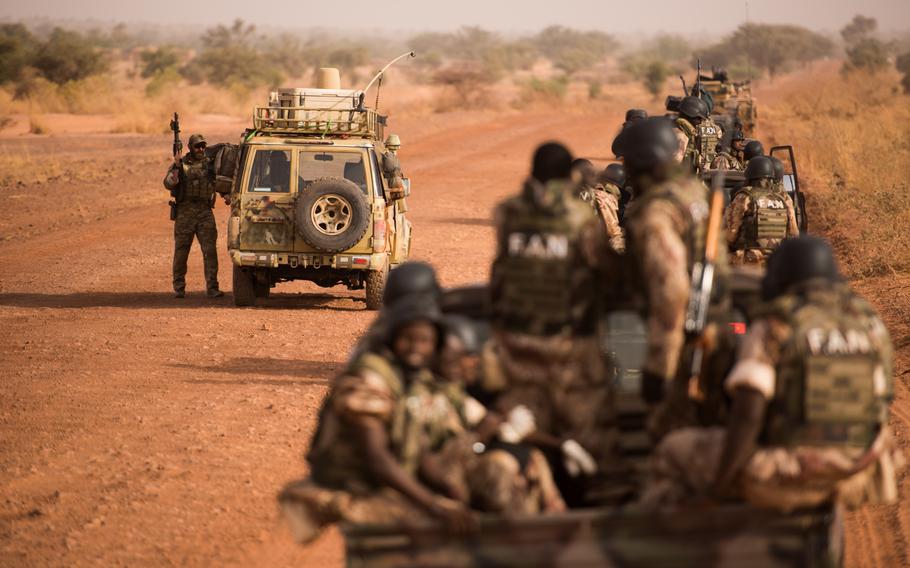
[252,106,384,140]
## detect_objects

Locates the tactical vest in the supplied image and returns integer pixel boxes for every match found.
[492,182,599,336]
[737,183,789,250]
[180,156,216,203]
[696,119,721,166]
[308,351,438,491]
[675,118,698,165]
[624,173,729,312]
[762,285,890,448]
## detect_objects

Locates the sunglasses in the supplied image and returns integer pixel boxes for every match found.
[193,143,207,150]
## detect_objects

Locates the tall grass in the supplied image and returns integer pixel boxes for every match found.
[762,69,910,277]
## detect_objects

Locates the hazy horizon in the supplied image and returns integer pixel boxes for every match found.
[2,0,909,36]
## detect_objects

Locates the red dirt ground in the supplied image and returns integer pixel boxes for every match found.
[0,104,907,566]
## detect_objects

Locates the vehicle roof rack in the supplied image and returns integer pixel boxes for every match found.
[252,89,385,140]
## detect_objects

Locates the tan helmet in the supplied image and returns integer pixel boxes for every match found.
[385,134,401,150]
[188,133,207,148]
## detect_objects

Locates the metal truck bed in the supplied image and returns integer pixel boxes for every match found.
[343,503,842,568]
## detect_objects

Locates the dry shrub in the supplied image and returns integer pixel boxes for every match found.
[430,66,495,111]
[762,69,910,277]
[28,115,49,134]
[515,76,570,108]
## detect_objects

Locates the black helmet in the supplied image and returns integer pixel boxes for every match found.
[677,96,709,120]
[385,299,444,345]
[731,128,745,142]
[443,315,482,355]
[571,157,594,176]
[743,140,764,161]
[625,108,648,122]
[611,117,679,173]
[745,156,775,182]
[532,142,573,184]
[770,156,785,181]
[383,262,442,308]
[601,163,626,187]
[762,236,840,300]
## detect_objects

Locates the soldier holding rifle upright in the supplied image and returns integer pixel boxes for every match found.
[163,114,229,298]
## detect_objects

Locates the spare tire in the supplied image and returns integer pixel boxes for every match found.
[296,178,371,253]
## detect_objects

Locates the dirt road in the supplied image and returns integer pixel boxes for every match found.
[1,105,907,566]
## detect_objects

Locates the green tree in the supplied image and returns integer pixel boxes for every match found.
[0,24,37,84]
[32,28,108,84]
[643,61,670,98]
[698,23,834,79]
[187,19,283,89]
[534,26,615,74]
[139,47,180,79]
[841,15,877,46]
[844,38,890,73]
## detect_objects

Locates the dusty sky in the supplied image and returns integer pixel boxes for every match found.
[2,0,908,34]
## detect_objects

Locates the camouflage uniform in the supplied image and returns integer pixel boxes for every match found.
[624,167,730,436]
[642,282,904,512]
[164,150,224,295]
[709,151,744,171]
[489,178,617,468]
[587,181,625,253]
[724,179,799,266]
[674,116,723,170]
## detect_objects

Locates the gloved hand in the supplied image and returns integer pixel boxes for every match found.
[561,439,597,477]
[497,405,536,443]
[641,370,666,404]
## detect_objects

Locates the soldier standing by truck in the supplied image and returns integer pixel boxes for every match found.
[489,142,617,500]
[723,156,799,266]
[612,117,730,439]
[163,130,230,298]
[642,237,904,511]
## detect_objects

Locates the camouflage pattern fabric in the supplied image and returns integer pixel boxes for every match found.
[172,201,219,293]
[641,426,904,513]
[642,282,905,511]
[709,151,744,171]
[724,182,799,267]
[591,183,625,253]
[491,333,618,470]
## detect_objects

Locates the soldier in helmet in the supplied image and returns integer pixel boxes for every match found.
[622,108,648,130]
[672,96,724,171]
[612,117,730,439]
[489,142,617,501]
[769,155,787,193]
[641,236,904,512]
[348,261,442,360]
[381,134,407,200]
[279,300,476,542]
[723,156,799,266]
[709,127,746,171]
[163,133,230,298]
[742,139,764,162]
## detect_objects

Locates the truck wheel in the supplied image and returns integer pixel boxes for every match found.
[365,265,388,310]
[233,266,257,307]
[296,178,370,253]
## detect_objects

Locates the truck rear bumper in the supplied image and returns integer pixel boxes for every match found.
[230,250,386,271]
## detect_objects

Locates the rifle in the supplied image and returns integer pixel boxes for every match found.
[168,112,183,221]
[684,168,725,400]
[679,75,688,96]
[695,58,702,99]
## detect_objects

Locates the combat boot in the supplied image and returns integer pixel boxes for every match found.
[207,289,225,298]
[175,290,185,299]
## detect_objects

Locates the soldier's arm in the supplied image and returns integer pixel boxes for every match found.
[596,192,625,253]
[712,319,779,495]
[783,193,800,236]
[723,193,748,246]
[632,202,690,380]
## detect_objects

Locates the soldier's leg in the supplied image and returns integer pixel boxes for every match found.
[196,208,221,294]
[637,427,725,509]
[172,208,196,295]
